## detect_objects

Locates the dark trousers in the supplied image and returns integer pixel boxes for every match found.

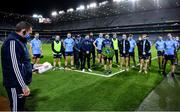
[82,52,91,69]
[5,87,26,111]
[114,50,119,64]
[91,49,96,65]
[74,52,82,69]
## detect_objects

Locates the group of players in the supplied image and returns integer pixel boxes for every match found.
[30,32,179,76]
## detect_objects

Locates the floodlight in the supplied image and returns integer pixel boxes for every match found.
[51,11,58,17]
[76,5,85,11]
[67,8,74,12]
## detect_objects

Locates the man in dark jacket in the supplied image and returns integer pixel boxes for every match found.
[89,32,96,66]
[1,21,32,111]
[119,34,130,71]
[74,34,83,69]
[138,34,151,74]
[81,35,93,72]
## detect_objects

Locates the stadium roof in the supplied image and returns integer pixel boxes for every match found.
[0,0,104,16]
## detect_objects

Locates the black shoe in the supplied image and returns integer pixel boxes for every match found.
[108,70,112,74]
[171,73,175,78]
[163,72,167,78]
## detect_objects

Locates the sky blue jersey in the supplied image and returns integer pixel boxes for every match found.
[164,39,176,55]
[129,38,136,52]
[63,37,75,52]
[30,38,42,54]
[94,37,105,50]
[155,40,165,51]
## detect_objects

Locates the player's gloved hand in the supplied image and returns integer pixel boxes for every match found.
[86,51,89,54]
[22,86,30,96]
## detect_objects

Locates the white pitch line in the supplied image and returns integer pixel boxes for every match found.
[66,57,158,78]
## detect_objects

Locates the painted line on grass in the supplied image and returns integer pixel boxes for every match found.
[67,57,158,78]
[107,57,158,77]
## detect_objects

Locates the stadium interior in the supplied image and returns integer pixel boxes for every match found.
[0,0,180,111]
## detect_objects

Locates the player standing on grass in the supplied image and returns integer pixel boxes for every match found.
[112,33,119,64]
[93,33,105,65]
[174,36,179,65]
[90,32,96,66]
[52,35,63,70]
[64,33,75,69]
[30,32,43,64]
[81,35,93,72]
[119,34,130,71]
[155,35,165,72]
[163,33,177,77]
[138,34,151,74]
[137,36,142,63]
[102,34,114,74]
[146,35,152,70]
[128,34,136,67]
[74,34,83,69]
[1,21,32,111]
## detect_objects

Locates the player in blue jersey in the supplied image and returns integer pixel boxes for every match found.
[163,33,177,77]
[30,32,43,64]
[63,33,75,69]
[93,33,105,64]
[128,34,136,67]
[102,34,114,74]
[155,35,165,72]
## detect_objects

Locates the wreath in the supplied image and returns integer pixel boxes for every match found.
[102,47,115,58]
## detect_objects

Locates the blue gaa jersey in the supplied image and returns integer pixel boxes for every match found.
[164,39,176,55]
[64,37,75,52]
[94,37,105,50]
[102,39,113,49]
[30,38,42,55]
[155,40,165,51]
[129,39,136,53]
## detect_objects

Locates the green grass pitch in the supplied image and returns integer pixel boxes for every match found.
[0,44,176,111]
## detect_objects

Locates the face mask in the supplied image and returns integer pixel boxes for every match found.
[122,36,126,39]
[25,33,31,40]
[67,35,71,38]
[159,37,162,40]
[35,36,39,39]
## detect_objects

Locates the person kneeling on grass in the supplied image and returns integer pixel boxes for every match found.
[52,35,64,70]
[81,35,93,72]
[102,34,114,74]
[138,34,151,74]
[119,34,130,71]
[63,33,75,69]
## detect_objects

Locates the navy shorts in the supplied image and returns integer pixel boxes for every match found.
[65,52,74,56]
[33,54,41,58]
[97,50,102,54]
[120,53,129,58]
[164,55,175,65]
[53,54,62,58]
[104,57,113,64]
[157,51,164,57]
[139,54,149,60]
[129,52,135,57]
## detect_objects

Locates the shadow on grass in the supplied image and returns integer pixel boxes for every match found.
[26,89,50,111]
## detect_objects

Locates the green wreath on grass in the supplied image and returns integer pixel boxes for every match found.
[102,47,115,58]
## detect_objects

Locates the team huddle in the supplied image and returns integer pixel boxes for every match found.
[30,32,179,76]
